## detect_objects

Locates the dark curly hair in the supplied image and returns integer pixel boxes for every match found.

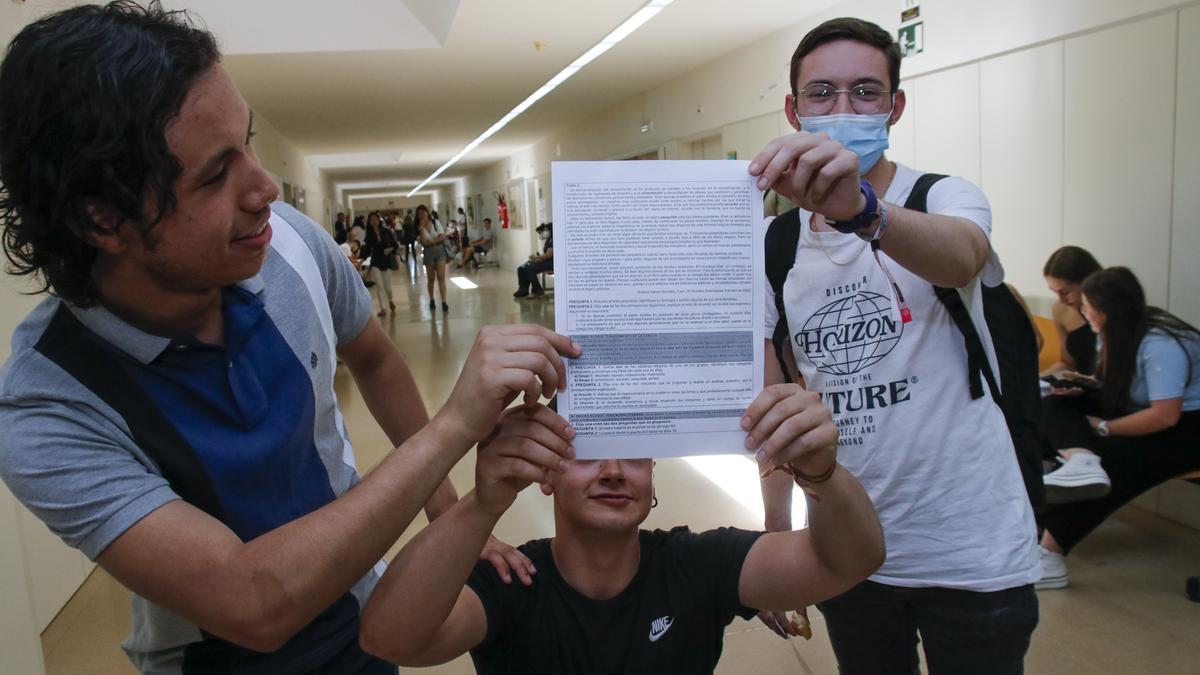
[0,1,219,306]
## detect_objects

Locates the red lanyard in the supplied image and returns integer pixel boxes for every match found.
[871,239,912,324]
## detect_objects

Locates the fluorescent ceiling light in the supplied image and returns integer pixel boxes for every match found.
[349,191,438,200]
[683,455,809,528]
[450,277,478,290]
[309,151,403,169]
[407,0,675,197]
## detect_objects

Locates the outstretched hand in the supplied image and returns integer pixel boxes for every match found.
[439,325,581,446]
[474,404,575,519]
[480,534,537,586]
[759,607,813,640]
[749,132,865,220]
[742,383,838,477]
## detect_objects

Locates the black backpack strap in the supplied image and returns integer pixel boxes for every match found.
[932,285,1002,401]
[904,173,1001,402]
[766,208,802,383]
[904,173,948,213]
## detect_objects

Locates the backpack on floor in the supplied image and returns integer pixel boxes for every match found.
[765,174,1047,521]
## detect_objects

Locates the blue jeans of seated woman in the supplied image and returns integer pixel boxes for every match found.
[817,581,1038,674]
[517,259,553,293]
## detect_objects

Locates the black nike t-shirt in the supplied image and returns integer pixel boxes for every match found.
[466,526,764,675]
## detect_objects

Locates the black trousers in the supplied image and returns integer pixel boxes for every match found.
[817,581,1038,675]
[1041,395,1200,554]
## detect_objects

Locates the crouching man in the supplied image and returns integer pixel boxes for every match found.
[359,385,884,673]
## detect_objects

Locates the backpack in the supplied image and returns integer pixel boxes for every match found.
[765,174,1047,521]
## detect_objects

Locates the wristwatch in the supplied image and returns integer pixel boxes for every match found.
[825,179,880,234]
[1095,420,1110,437]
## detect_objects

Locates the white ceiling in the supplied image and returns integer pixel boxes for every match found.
[15,1,842,193]
[162,0,462,55]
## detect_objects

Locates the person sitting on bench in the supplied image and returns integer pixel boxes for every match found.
[1039,267,1200,589]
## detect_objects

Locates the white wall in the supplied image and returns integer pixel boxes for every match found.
[981,42,1064,301]
[0,274,49,675]
[1171,5,1200,329]
[251,113,335,231]
[0,486,44,675]
[0,4,78,669]
[464,148,544,269]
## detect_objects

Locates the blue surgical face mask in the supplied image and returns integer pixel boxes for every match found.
[798,112,891,175]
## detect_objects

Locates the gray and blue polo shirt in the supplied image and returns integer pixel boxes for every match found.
[0,203,392,673]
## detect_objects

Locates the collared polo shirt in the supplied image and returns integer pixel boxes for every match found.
[0,203,385,673]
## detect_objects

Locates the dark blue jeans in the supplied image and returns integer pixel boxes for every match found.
[517,259,554,293]
[816,581,1038,674]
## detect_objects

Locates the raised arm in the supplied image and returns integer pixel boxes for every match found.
[338,317,458,518]
[97,325,580,653]
[738,384,884,612]
[360,405,575,665]
[749,132,988,288]
[760,339,795,533]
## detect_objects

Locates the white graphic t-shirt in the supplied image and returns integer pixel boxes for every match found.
[764,163,1039,591]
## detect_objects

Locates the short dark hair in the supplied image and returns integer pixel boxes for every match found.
[0,1,220,306]
[789,18,902,97]
[483,217,492,224]
[1042,245,1102,283]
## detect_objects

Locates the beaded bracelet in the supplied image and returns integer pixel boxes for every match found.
[759,461,838,502]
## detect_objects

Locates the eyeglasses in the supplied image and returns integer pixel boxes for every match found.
[795,83,892,115]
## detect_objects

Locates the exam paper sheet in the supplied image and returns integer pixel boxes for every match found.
[552,160,765,459]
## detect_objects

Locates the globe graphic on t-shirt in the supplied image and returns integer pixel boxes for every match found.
[796,291,904,376]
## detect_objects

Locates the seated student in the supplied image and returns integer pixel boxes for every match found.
[1038,267,1200,588]
[461,217,495,269]
[513,223,553,298]
[359,387,884,673]
[1043,246,1103,375]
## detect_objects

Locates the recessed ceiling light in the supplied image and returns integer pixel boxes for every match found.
[407,0,675,197]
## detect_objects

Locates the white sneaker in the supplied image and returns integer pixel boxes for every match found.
[1036,546,1069,590]
[1044,452,1111,503]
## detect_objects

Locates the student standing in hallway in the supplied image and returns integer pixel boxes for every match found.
[363,211,398,316]
[417,204,451,313]
[0,3,567,672]
[752,18,1039,673]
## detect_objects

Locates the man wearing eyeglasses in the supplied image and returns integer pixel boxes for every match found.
[750,18,1040,674]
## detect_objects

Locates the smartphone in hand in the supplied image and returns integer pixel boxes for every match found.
[1040,372,1101,391]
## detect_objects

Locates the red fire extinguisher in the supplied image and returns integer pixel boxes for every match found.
[497,193,510,230]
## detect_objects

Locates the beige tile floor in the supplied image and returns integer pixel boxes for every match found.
[41,263,1200,674]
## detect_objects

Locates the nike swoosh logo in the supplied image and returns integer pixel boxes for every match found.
[648,617,673,642]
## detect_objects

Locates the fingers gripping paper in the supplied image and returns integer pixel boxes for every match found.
[552,161,765,459]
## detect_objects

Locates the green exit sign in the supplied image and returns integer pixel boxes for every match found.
[898,21,924,56]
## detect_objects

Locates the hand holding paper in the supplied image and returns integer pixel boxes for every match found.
[474,405,576,518]
[748,132,865,221]
[438,325,581,446]
[741,383,838,477]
